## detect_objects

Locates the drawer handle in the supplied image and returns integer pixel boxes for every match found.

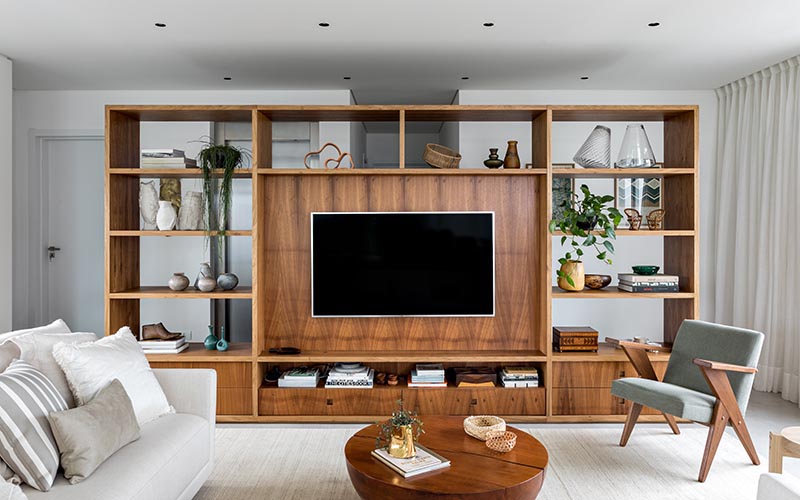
[470,398,478,406]
[326,399,334,406]
[619,371,625,378]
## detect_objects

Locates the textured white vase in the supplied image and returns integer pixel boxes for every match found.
[573,125,611,168]
[156,200,177,231]
[178,191,204,230]
[139,181,159,230]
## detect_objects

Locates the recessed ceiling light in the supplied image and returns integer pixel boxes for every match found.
[319,22,330,27]
[461,76,470,80]
[580,76,589,80]
[343,76,351,80]
[223,77,232,81]
[483,22,494,27]
[154,22,167,28]
[648,22,660,27]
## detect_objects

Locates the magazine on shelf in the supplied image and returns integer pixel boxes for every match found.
[371,445,450,478]
[618,283,679,293]
[617,273,679,283]
[141,149,185,158]
[141,344,189,355]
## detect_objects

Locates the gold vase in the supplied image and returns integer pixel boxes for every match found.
[388,425,416,459]
[557,260,585,291]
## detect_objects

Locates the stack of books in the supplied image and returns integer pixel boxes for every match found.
[371,445,450,478]
[500,367,539,388]
[138,336,188,354]
[325,363,374,389]
[141,149,197,169]
[278,367,321,388]
[618,273,679,293]
[409,364,446,388]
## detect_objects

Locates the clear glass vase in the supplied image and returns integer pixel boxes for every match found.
[615,124,656,168]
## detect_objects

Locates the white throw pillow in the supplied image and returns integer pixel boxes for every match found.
[52,327,173,425]
[11,332,98,408]
[0,319,71,344]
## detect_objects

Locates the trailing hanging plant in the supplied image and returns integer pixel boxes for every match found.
[548,184,622,287]
[375,398,425,449]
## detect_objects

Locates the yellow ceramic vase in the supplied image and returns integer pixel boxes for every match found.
[557,260,585,291]
[388,425,416,459]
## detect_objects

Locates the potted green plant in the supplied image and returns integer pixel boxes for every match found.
[376,399,425,458]
[548,184,622,291]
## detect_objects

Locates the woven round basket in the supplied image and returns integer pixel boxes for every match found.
[485,431,517,453]
[463,415,506,441]
[423,143,462,169]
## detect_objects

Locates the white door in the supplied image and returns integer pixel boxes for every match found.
[43,137,104,334]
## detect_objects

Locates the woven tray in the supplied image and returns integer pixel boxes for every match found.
[463,415,506,441]
[423,143,461,169]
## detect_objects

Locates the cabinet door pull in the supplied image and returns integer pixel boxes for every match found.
[326,399,334,406]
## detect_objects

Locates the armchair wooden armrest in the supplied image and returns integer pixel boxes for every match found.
[619,344,660,381]
[693,358,758,374]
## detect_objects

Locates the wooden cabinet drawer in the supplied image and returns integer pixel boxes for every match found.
[552,388,661,416]
[149,362,252,388]
[470,388,546,416]
[260,388,404,416]
[218,388,252,415]
[553,362,668,388]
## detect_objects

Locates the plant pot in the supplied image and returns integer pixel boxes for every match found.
[388,424,416,459]
[576,215,598,231]
[557,261,585,291]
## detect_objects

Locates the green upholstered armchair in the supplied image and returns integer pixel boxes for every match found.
[611,320,764,482]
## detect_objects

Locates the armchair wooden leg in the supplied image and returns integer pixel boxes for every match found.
[663,413,680,435]
[699,402,729,482]
[620,403,643,447]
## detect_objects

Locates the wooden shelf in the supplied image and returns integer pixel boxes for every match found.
[108,168,252,178]
[145,342,252,362]
[258,349,547,363]
[110,286,252,299]
[256,168,547,176]
[108,105,254,121]
[552,230,694,237]
[552,286,694,299]
[551,105,697,122]
[257,105,546,122]
[552,168,693,178]
[109,230,252,237]
[552,343,671,362]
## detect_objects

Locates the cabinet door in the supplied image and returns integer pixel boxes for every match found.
[263,388,404,416]
[150,362,252,415]
[471,388,546,416]
[553,388,664,416]
[553,362,668,388]
[405,389,472,415]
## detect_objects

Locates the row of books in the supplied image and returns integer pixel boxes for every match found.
[138,336,188,354]
[618,273,679,293]
[325,363,374,389]
[409,364,446,388]
[141,149,197,168]
[500,367,540,388]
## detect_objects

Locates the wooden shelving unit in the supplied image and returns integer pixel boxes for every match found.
[105,104,699,423]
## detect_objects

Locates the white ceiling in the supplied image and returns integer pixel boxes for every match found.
[2,0,799,104]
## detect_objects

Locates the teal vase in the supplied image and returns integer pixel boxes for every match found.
[216,326,229,352]
[204,326,218,351]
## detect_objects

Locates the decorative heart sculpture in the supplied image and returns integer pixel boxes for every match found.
[303,142,355,170]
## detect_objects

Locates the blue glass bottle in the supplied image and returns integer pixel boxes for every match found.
[216,326,229,352]
[203,325,218,350]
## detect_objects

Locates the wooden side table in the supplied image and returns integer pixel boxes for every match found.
[769,427,800,473]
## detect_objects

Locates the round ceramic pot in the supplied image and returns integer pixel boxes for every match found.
[156,200,177,231]
[584,274,612,290]
[217,272,239,290]
[557,260,585,291]
[194,262,213,289]
[216,338,229,352]
[197,275,217,292]
[167,272,190,291]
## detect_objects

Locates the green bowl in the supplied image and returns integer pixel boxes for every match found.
[632,265,660,275]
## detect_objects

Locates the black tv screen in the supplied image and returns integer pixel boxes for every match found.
[311,212,495,317]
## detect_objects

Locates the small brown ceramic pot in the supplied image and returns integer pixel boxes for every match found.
[584,274,612,290]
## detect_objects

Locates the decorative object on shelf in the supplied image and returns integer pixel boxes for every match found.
[485,431,517,453]
[178,191,204,231]
[503,140,520,169]
[615,177,661,228]
[624,208,642,230]
[553,326,599,352]
[156,200,178,231]
[196,275,216,292]
[464,416,506,441]
[216,272,239,291]
[632,265,660,275]
[139,181,159,230]
[573,125,611,168]
[159,178,181,210]
[552,163,576,169]
[423,143,461,169]
[615,124,656,168]
[216,326,229,352]
[267,346,302,355]
[167,272,190,291]
[264,366,281,383]
[549,184,622,291]
[203,326,218,351]
[376,399,424,459]
[646,208,666,230]
[448,367,497,387]
[618,272,679,293]
[552,165,575,222]
[584,274,612,290]
[483,148,504,169]
[375,372,387,385]
[303,142,354,170]
[140,322,182,341]
[387,374,399,386]
[194,262,213,289]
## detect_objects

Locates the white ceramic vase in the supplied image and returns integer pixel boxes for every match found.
[178,191,204,230]
[156,200,177,231]
[573,125,611,168]
[195,262,213,289]
[139,181,159,230]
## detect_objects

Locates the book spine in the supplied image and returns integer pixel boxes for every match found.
[618,283,680,292]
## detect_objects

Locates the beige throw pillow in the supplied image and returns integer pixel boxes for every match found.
[48,379,141,484]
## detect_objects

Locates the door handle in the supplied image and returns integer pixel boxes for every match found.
[48,246,61,261]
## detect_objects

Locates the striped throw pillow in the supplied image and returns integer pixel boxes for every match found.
[0,359,67,491]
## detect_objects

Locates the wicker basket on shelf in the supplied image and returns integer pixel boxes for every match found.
[463,416,506,441]
[423,143,462,169]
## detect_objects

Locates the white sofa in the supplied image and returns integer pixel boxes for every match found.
[23,369,217,500]
[758,473,800,500]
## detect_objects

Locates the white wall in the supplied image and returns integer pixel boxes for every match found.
[349,93,366,168]
[0,57,11,331]
[459,90,717,341]
[12,90,351,334]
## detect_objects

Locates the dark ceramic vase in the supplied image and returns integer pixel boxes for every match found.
[483,148,504,169]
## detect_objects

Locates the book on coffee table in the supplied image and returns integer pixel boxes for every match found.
[371,444,450,477]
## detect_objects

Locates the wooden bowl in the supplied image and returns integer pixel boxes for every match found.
[584,274,612,289]
[423,144,462,169]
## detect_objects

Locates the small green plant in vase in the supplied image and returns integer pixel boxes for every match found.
[376,399,425,459]
[548,184,622,291]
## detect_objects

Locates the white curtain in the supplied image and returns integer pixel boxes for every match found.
[714,56,800,402]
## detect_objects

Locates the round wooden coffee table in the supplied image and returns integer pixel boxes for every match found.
[345,416,548,499]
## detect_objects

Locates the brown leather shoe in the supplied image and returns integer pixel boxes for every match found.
[141,323,183,341]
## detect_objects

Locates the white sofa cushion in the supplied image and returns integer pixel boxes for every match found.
[52,327,172,425]
[0,320,72,372]
[758,472,800,500]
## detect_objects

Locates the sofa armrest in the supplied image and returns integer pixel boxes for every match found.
[758,473,800,500]
[153,369,217,424]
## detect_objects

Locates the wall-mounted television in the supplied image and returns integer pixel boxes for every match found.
[311,212,495,317]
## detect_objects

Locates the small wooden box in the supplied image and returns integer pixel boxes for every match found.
[553,327,599,352]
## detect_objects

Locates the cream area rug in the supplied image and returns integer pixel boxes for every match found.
[195,425,766,500]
